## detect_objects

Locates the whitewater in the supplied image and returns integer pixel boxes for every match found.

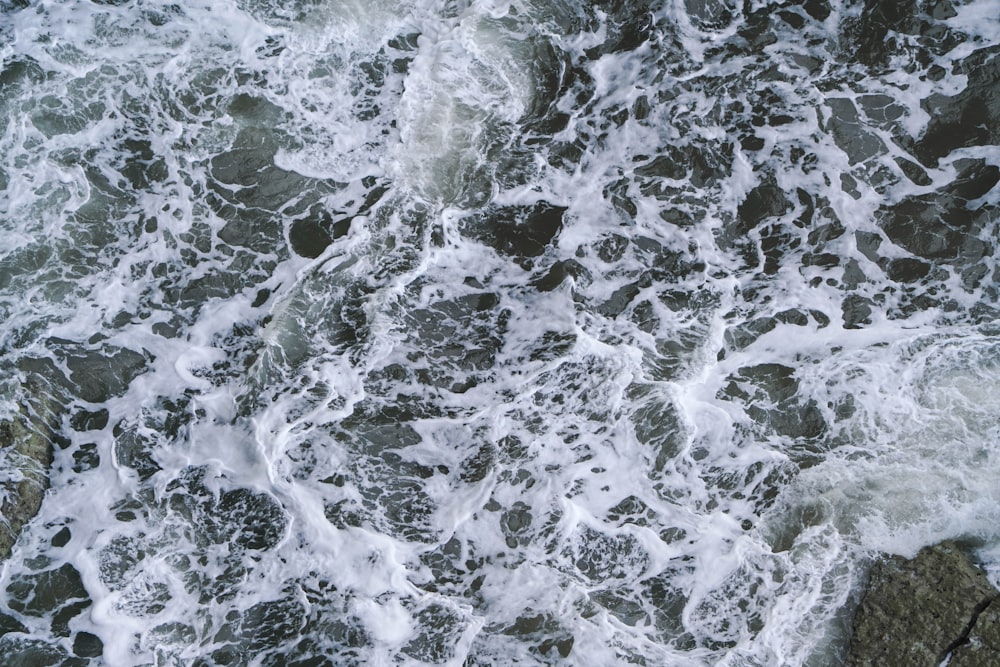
[1,0,999,664]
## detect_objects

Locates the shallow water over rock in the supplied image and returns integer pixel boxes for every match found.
[0,0,999,664]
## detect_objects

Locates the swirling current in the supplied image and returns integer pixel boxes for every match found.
[1,0,1000,664]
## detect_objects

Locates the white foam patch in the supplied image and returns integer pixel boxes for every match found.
[948,0,1000,43]
[391,10,546,204]
[762,332,1000,556]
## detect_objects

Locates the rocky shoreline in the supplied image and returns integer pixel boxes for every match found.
[847,541,1000,667]
[0,398,54,561]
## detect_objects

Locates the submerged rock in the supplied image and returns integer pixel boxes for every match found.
[846,541,1000,667]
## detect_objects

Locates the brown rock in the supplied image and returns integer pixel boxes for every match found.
[951,599,1000,667]
[0,411,53,560]
[846,542,999,667]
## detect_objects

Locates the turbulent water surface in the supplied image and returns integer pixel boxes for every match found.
[1,0,1000,664]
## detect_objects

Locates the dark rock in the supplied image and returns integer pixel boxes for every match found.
[288,217,333,259]
[65,346,148,403]
[684,0,736,32]
[634,154,686,181]
[71,443,100,473]
[72,631,103,658]
[844,0,916,70]
[585,0,654,55]
[761,225,797,275]
[840,172,861,199]
[288,205,351,260]
[595,234,628,264]
[930,0,958,20]
[6,563,90,617]
[847,542,1000,667]
[854,230,882,263]
[5,562,92,639]
[113,426,162,481]
[0,0,31,12]
[0,636,69,667]
[597,281,641,318]
[951,163,1000,201]
[531,259,587,292]
[502,611,576,659]
[741,134,765,151]
[656,143,732,189]
[461,203,566,269]
[241,597,306,653]
[736,183,791,234]
[826,97,886,165]
[736,6,778,50]
[778,10,805,29]
[803,252,840,268]
[879,161,995,266]
[0,610,27,636]
[858,94,905,126]
[458,444,495,483]
[215,206,283,254]
[69,408,108,432]
[210,128,308,211]
[208,125,345,257]
[723,363,827,440]
[895,156,932,186]
[808,219,846,247]
[725,316,777,350]
[916,47,1000,166]
[402,603,466,663]
[120,137,167,190]
[0,56,47,98]
[165,467,287,552]
[842,294,874,329]
[801,0,831,21]
[885,257,931,283]
[50,527,70,548]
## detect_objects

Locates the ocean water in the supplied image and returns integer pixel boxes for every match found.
[1,0,999,664]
